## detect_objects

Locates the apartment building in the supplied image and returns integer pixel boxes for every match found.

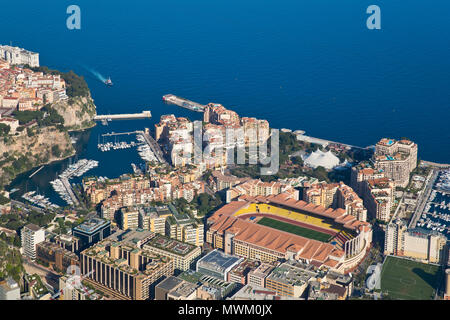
[143,233,201,271]
[363,178,395,222]
[120,206,140,230]
[36,241,79,271]
[247,263,276,288]
[384,219,407,256]
[373,138,418,188]
[227,178,297,203]
[138,205,172,234]
[0,278,20,300]
[227,259,260,285]
[385,220,448,264]
[265,261,318,298]
[304,182,339,208]
[165,203,204,246]
[80,229,174,300]
[21,224,45,260]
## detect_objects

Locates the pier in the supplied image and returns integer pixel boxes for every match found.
[29,166,44,178]
[138,130,168,165]
[294,131,367,150]
[60,177,80,206]
[94,111,152,121]
[101,131,140,137]
[163,94,205,112]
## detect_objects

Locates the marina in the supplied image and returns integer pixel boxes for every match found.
[21,191,60,210]
[50,159,99,205]
[136,134,158,163]
[163,94,205,112]
[415,168,450,239]
[97,132,140,152]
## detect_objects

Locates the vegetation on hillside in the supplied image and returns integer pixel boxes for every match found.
[0,239,24,283]
[0,210,56,232]
[0,193,10,205]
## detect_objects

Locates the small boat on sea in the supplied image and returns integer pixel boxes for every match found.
[105,77,113,86]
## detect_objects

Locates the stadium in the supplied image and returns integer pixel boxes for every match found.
[207,193,373,274]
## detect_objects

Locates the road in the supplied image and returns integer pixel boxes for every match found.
[23,258,60,290]
[140,131,168,165]
[60,177,80,206]
[389,197,404,223]
[204,184,215,196]
[11,200,46,214]
[408,169,438,228]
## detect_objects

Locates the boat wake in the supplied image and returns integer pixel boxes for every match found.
[81,65,107,83]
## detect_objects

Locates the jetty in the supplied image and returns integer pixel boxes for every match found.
[163,94,205,112]
[60,177,80,206]
[94,111,151,121]
[29,166,44,178]
[101,131,140,137]
[137,130,168,165]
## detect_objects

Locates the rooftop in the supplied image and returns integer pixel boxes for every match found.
[73,218,110,235]
[266,261,319,286]
[144,233,198,256]
[156,276,183,291]
[107,228,154,248]
[197,250,242,274]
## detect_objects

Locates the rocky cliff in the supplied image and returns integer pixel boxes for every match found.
[53,95,97,131]
[0,67,98,189]
[0,127,75,186]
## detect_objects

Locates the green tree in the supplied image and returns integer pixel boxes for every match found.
[0,123,11,136]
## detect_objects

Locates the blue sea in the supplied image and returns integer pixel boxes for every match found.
[1,0,449,203]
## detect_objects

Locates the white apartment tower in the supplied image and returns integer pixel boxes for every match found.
[384,219,407,256]
[21,224,45,260]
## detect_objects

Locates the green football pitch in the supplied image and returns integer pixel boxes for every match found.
[380,256,442,300]
[256,217,332,242]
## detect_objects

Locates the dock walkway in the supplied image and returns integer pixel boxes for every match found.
[60,177,80,206]
[163,94,205,112]
[94,111,151,121]
[138,130,168,165]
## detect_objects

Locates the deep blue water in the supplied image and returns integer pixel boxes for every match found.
[1,0,450,203]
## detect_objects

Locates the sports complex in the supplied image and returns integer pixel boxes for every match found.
[380,256,443,300]
[206,193,373,273]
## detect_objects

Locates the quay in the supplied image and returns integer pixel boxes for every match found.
[11,200,45,214]
[163,94,205,112]
[138,130,168,165]
[293,131,367,150]
[101,131,140,137]
[60,177,80,206]
[421,160,450,169]
[408,169,438,229]
[94,111,152,121]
